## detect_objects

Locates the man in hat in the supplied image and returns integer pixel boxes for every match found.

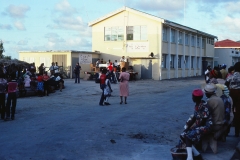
[203,83,225,139]
[180,89,212,160]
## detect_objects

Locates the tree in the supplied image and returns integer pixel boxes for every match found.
[0,40,4,58]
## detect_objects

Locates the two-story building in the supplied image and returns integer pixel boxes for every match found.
[214,39,240,68]
[89,6,217,80]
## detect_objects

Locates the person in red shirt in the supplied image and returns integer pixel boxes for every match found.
[99,68,107,106]
[5,74,18,120]
[43,71,50,96]
[37,74,44,97]
[107,62,113,82]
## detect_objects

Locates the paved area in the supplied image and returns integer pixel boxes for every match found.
[0,77,239,160]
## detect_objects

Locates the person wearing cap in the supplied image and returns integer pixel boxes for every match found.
[220,64,228,80]
[225,61,240,137]
[203,83,225,139]
[215,84,233,141]
[180,89,212,160]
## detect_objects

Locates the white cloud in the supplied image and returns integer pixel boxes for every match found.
[17,40,28,45]
[6,5,30,18]
[55,0,77,16]
[51,16,86,30]
[136,0,183,11]
[0,24,12,30]
[14,21,26,30]
[211,16,240,41]
[225,1,240,14]
[133,0,184,20]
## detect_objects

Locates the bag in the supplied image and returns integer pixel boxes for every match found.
[104,79,111,96]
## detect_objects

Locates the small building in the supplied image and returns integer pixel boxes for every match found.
[18,50,100,78]
[89,6,217,80]
[214,39,240,68]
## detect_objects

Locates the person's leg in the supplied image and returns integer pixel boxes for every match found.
[75,73,77,83]
[99,87,104,105]
[235,112,240,136]
[5,93,12,120]
[78,73,80,83]
[185,138,193,160]
[124,97,127,104]
[120,96,123,104]
[0,93,5,119]
[11,93,17,120]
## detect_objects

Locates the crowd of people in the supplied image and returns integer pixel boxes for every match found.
[175,63,240,160]
[0,61,64,121]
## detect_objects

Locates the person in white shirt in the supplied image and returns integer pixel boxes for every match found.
[120,56,126,62]
[205,65,211,83]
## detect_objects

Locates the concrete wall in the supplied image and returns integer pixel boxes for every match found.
[19,51,71,70]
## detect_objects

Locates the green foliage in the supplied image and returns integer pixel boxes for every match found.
[0,40,11,60]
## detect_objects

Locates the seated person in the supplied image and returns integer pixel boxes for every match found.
[180,89,212,160]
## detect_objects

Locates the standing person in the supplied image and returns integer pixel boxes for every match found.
[119,67,130,104]
[49,62,55,76]
[120,56,126,62]
[225,62,240,137]
[220,64,228,80]
[96,59,100,72]
[43,71,50,96]
[37,74,44,97]
[74,62,81,83]
[103,74,113,105]
[38,63,45,75]
[99,68,107,106]
[226,66,234,78]
[0,72,7,119]
[180,89,212,160]
[54,62,59,75]
[204,65,211,83]
[5,74,18,121]
[107,62,113,82]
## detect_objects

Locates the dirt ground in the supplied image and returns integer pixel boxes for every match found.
[0,76,238,160]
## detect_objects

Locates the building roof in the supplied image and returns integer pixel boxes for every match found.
[88,6,217,38]
[214,39,240,48]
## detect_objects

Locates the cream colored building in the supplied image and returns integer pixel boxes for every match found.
[19,50,100,78]
[89,7,217,80]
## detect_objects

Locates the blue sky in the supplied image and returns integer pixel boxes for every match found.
[1,0,240,59]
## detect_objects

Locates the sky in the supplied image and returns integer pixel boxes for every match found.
[1,0,240,59]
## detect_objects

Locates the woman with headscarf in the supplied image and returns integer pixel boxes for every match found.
[119,67,130,104]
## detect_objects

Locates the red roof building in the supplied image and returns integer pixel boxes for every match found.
[215,39,240,48]
[214,39,240,69]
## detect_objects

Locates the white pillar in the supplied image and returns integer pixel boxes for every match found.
[175,30,179,78]
[182,32,186,77]
[167,27,171,79]
[188,33,192,76]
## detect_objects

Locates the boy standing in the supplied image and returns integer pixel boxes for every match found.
[5,74,18,121]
